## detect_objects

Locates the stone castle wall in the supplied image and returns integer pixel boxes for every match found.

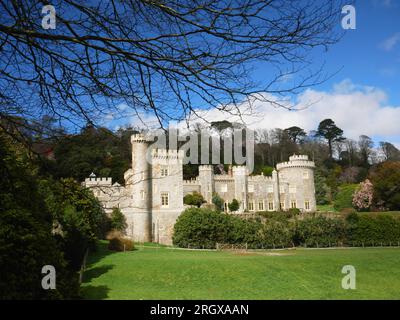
[83,134,317,245]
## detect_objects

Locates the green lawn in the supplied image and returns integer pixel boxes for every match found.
[81,241,400,300]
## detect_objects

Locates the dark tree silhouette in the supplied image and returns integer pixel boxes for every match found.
[316,119,345,159]
[284,126,307,144]
[0,0,344,137]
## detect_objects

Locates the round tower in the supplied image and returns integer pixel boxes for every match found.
[276,155,316,212]
[129,133,152,242]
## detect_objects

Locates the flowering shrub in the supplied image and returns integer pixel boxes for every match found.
[352,179,373,211]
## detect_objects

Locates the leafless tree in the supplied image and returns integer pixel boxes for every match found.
[0,0,344,136]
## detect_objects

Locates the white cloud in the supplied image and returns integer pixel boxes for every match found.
[180,79,400,146]
[380,32,400,51]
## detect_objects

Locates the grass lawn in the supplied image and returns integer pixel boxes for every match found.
[81,241,400,300]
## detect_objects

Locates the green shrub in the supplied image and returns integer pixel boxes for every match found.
[261,219,295,248]
[288,208,301,216]
[346,214,400,246]
[173,208,231,248]
[228,199,240,212]
[110,207,127,233]
[334,184,358,211]
[294,216,346,247]
[183,192,205,207]
[173,208,400,249]
[212,193,224,212]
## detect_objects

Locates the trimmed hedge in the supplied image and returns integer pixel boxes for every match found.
[173,208,400,249]
[346,213,400,246]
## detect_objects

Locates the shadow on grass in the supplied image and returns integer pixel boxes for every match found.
[83,264,114,283]
[80,285,110,300]
[80,240,116,300]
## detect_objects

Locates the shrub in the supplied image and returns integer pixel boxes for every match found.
[352,179,373,211]
[183,192,205,207]
[294,216,346,247]
[288,208,301,216]
[110,207,127,233]
[108,237,134,251]
[228,199,240,212]
[333,184,358,211]
[369,161,400,210]
[212,193,224,212]
[261,219,295,248]
[346,214,400,246]
[173,208,231,248]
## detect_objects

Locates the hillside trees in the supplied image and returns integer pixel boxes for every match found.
[284,126,307,144]
[369,161,400,210]
[315,119,345,159]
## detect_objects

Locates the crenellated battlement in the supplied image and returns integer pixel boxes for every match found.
[131,133,151,144]
[84,177,113,186]
[289,154,309,161]
[183,178,200,185]
[276,154,315,170]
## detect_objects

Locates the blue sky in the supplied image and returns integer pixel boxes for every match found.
[317,0,400,103]
[105,0,400,149]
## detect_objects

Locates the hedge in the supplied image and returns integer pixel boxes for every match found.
[173,208,400,249]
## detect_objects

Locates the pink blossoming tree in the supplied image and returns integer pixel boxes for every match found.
[352,179,374,211]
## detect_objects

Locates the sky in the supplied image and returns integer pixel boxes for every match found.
[105,0,400,149]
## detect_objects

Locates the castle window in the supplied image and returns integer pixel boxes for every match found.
[161,167,169,177]
[305,200,310,210]
[220,184,227,193]
[267,186,273,193]
[303,171,309,179]
[279,186,285,193]
[291,200,297,209]
[224,202,228,212]
[248,184,254,192]
[248,202,254,211]
[161,192,169,207]
[258,201,264,211]
[140,190,145,200]
[280,202,285,210]
[289,186,296,194]
[268,202,274,211]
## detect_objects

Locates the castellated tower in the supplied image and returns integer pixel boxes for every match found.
[198,165,214,203]
[276,155,316,212]
[233,166,248,211]
[126,133,153,242]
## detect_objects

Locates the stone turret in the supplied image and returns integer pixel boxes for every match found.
[233,166,248,212]
[276,154,316,212]
[198,165,214,203]
[129,133,152,242]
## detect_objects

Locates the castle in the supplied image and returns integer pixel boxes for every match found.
[83,134,316,245]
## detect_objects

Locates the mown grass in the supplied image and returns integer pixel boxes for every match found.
[81,241,400,300]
